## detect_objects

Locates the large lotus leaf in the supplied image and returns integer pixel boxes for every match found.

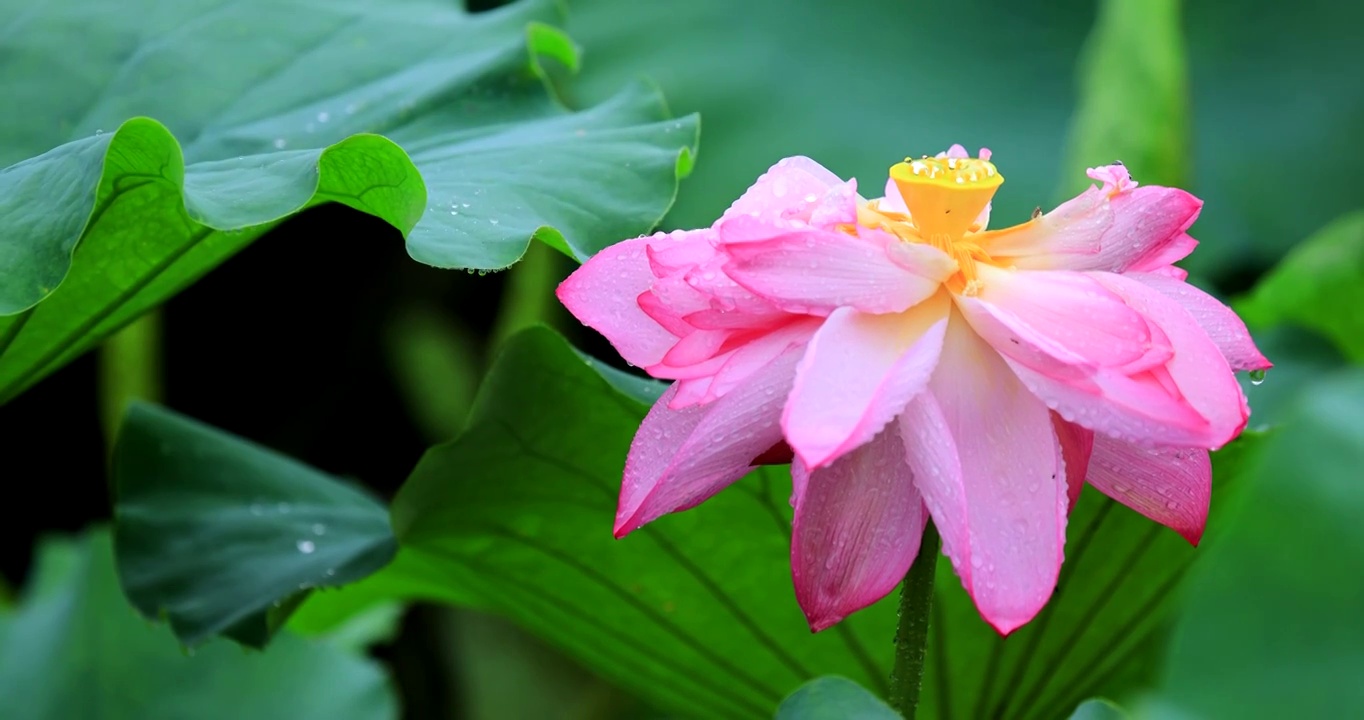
[1145,371,1364,719]
[111,402,397,648]
[1235,210,1364,363]
[0,530,396,720]
[386,327,1265,719]
[564,0,1364,283]
[392,327,899,720]
[775,677,899,720]
[0,0,698,404]
[917,433,1260,720]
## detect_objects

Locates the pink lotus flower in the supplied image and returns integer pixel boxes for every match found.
[556,146,1269,634]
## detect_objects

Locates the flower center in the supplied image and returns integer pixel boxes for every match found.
[858,155,1004,295]
[889,155,1002,240]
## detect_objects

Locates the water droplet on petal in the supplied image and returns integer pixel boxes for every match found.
[296,539,316,554]
[317,111,330,123]
[1249,368,1267,386]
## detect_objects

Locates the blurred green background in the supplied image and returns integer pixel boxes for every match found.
[1,0,1361,718]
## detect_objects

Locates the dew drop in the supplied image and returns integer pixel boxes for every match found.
[1165,501,1179,510]
[296,539,316,554]
[311,523,327,536]
[1249,368,1267,386]
[489,218,500,225]
[94,129,104,136]
[316,111,330,123]
[304,121,316,133]
[273,138,287,149]
[324,568,337,577]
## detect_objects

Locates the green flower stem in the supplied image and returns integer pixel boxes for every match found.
[98,311,163,450]
[489,240,565,352]
[888,521,940,718]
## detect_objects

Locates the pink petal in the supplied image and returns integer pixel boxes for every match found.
[1086,163,1138,193]
[1053,414,1094,512]
[721,156,854,227]
[1131,272,1272,372]
[977,187,1112,259]
[649,317,820,408]
[900,313,1067,635]
[1005,271,1248,449]
[957,266,1157,368]
[702,319,821,401]
[879,177,909,215]
[1084,436,1210,545]
[1094,274,1249,448]
[719,223,955,315]
[558,235,688,367]
[982,186,1202,275]
[1007,361,1215,448]
[791,428,925,632]
[783,293,950,469]
[1128,232,1197,274]
[616,348,802,536]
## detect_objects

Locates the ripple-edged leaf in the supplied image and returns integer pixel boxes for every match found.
[0,530,396,720]
[112,402,396,648]
[0,0,698,404]
[391,327,898,720]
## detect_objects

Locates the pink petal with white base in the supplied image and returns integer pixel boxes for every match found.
[558,235,690,367]
[958,266,1155,369]
[977,187,1112,259]
[1084,436,1211,544]
[903,313,1067,635]
[720,224,955,315]
[784,293,950,469]
[791,427,924,632]
[616,348,802,536]
[721,156,853,227]
[981,185,1201,275]
[1131,272,1272,372]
